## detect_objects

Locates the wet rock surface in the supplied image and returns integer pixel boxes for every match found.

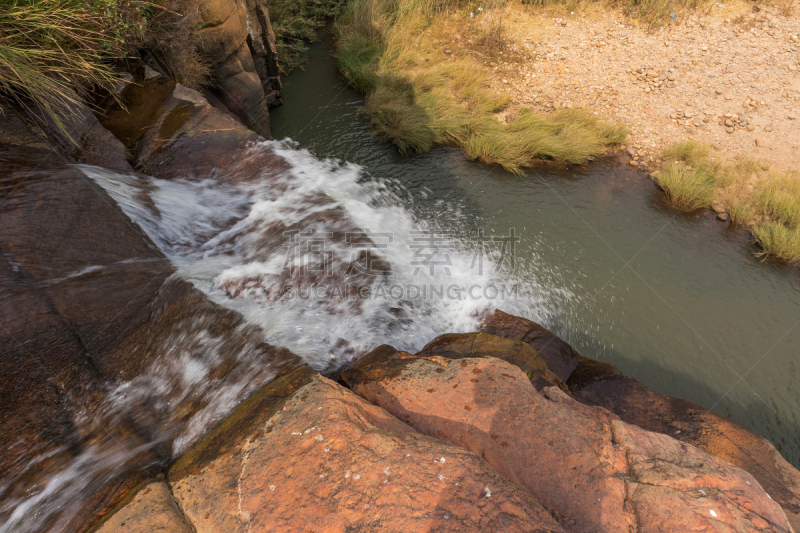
[169,367,563,532]
[0,113,302,531]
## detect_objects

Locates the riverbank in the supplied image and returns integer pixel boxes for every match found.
[331,0,800,263]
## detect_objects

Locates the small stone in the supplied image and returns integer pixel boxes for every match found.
[629,160,639,167]
[717,213,729,222]
[788,113,798,120]
[711,203,727,214]
[755,137,768,147]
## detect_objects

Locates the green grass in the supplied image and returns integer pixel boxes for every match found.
[657,139,800,265]
[656,163,718,211]
[655,139,717,211]
[0,0,139,137]
[663,138,711,166]
[334,0,626,173]
[754,175,800,230]
[752,222,800,264]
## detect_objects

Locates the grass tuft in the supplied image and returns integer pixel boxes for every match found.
[663,138,710,166]
[754,175,800,230]
[0,0,208,140]
[657,139,800,265]
[335,0,626,173]
[752,223,800,264]
[656,163,718,211]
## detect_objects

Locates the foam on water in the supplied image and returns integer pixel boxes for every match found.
[84,141,548,369]
[2,140,553,532]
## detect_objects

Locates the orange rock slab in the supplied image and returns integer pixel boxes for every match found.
[343,348,794,533]
[168,367,564,533]
[94,482,193,533]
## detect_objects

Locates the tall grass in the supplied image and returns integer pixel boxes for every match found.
[656,164,717,211]
[335,0,626,173]
[0,0,137,136]
[657,139,800,265]
[752,223,800,264]
[655,139,717,210]
[0,0,209,140]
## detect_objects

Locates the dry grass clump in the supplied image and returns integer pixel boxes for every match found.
[655,139,718,210]
[335,0,626,173]
[658,139,800,265]
[0,0,134,135]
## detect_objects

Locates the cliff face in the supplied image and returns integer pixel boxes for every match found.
[194,0,282,138]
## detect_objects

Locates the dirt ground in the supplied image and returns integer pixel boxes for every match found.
[445,2,800,172]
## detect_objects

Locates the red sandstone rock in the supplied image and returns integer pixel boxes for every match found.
[94,482,193,533]
[482,310,800,531]
[343,348,794,533]
[417,332,563,390]
[568,356,800,532]
[479,310,581,381]
[167,367,564,533]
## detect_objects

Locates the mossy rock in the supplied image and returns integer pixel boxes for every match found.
[417,332,559,387]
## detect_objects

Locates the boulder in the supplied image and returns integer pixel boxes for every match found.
[343,348,795,532]
[97,67,270,179]
[479,310,581,381]
[94,482,194,533]
[568,357,800,531]
[194,0,282,137]
[417,332,562,389]
[168,367,565,532]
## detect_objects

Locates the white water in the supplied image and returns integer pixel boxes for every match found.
[1,140,553,532]
[85,140,548,370]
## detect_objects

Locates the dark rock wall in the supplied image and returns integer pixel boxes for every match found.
[195,0,283,138]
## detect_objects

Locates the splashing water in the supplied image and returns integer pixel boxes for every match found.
[85,141,549,370]
[1,140,552,532]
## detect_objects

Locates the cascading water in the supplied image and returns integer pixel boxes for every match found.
[85,140,548,370]
[1,140,550,532]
